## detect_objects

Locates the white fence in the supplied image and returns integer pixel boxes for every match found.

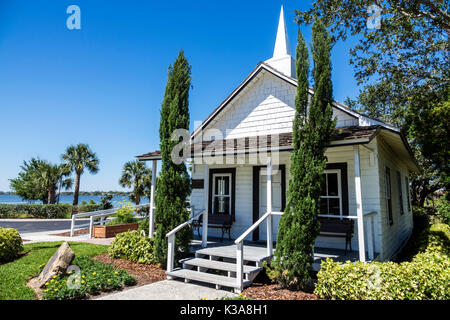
[70,203,150,238]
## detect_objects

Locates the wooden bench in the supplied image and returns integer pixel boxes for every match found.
[192,214,232,241]
[318,218,355,254]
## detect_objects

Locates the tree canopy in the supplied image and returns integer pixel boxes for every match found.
[296,0,450,203]
[119,160,152,205]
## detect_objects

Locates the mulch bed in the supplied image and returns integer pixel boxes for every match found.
[242,282,318,300]
[52,228,89,237]
[93,253,166,286]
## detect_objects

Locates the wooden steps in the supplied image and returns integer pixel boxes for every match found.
[166,243,270,293]
[167,269,251,290]
[181,257,262,275]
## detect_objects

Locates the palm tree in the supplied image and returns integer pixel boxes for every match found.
[61,144,99,213]
[119,160,152,205]
[35,162,73,204]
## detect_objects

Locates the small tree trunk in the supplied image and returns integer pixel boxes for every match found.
[72,173,81,214]
[48,188,57,204]
[135,193,141,206]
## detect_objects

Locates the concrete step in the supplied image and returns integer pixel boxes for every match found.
[195,246,270,263]
[167,269,251,290]
[182,258,262,275]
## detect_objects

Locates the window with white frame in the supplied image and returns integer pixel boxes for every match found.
[397,171,404,215]
[405,176,411,212]
[386,167,393,226]
[320,170,343,217]
[212,173,231,215]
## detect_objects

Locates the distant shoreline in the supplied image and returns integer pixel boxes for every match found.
[0,191,133,196]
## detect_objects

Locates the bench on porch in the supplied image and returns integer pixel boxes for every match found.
[192,214,232,241]
[318,218,355,254]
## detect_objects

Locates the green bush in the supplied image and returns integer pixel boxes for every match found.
[437,198,450,225]
[0,204,71,219]
[138,218,149,236]
[41,256,136,300]
[106,202,138,226]
[0,228,23,263]
[108,230,156,265]
[78,200,103,213]
[314,224,450,300]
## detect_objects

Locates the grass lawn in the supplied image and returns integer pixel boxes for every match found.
[0,241,108,300]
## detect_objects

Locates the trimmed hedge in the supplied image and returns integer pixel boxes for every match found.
[314,224,450,300]
[0,228,23,263]
[108,230,156,265]
[0,204,71,219]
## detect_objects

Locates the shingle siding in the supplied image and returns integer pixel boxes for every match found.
[202,71,358,141]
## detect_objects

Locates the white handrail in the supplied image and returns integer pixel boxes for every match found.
[166,207,204,273]
[235,211,271,244]
[234,210,283,293]
[166,209,205,237]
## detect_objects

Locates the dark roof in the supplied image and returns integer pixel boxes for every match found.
[137,125,380,160]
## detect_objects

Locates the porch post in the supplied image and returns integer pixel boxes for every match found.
[266,157,273,257]
[354,145,366,262]
[202,164,209,248]
[149,160,157,238]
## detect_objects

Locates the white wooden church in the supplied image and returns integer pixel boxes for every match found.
[138,6,418,292]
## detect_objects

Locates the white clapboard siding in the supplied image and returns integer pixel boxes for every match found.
[376,137,414,261]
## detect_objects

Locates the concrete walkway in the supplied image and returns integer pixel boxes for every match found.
[97,280,237,300]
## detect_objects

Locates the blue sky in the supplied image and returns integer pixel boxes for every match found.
[0,0,361,192]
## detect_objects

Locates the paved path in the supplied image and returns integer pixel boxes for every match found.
[0,219,88,233]
[97,280,237,300]
[0,219,114,245]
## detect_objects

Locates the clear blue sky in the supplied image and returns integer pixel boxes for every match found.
[0,0,361,192]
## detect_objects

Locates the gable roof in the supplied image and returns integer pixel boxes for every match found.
[191,62,399,140]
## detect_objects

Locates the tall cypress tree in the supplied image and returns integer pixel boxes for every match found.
[268,22,335,290]
[153,50,193,266]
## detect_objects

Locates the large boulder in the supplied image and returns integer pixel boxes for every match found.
[37,242,75,288]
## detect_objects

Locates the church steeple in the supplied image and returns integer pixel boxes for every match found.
[265,5,296,78]
[273,5,291,58]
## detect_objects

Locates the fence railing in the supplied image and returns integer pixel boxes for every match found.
[70,203,150,238]
[317,212,377,260]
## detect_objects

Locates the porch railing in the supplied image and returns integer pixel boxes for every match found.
[318,211,377,260]
[234,210,283,293]
[70,203,150,238]
[165,206,205,273]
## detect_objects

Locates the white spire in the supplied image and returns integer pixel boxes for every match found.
[265,5,296,78]
[273,5,291,58]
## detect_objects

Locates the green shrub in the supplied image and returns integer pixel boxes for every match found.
[106,202,138,226]
[437,198,450,225]
[138,218,149,236]
[41,256,136,300]
[78,200,103,213]
[0,204,71,219]
[314,224,450,300]
[108,230,156,265]
[0,228,23,263]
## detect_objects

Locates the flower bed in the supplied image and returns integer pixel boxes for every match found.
[40,256,136,300]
